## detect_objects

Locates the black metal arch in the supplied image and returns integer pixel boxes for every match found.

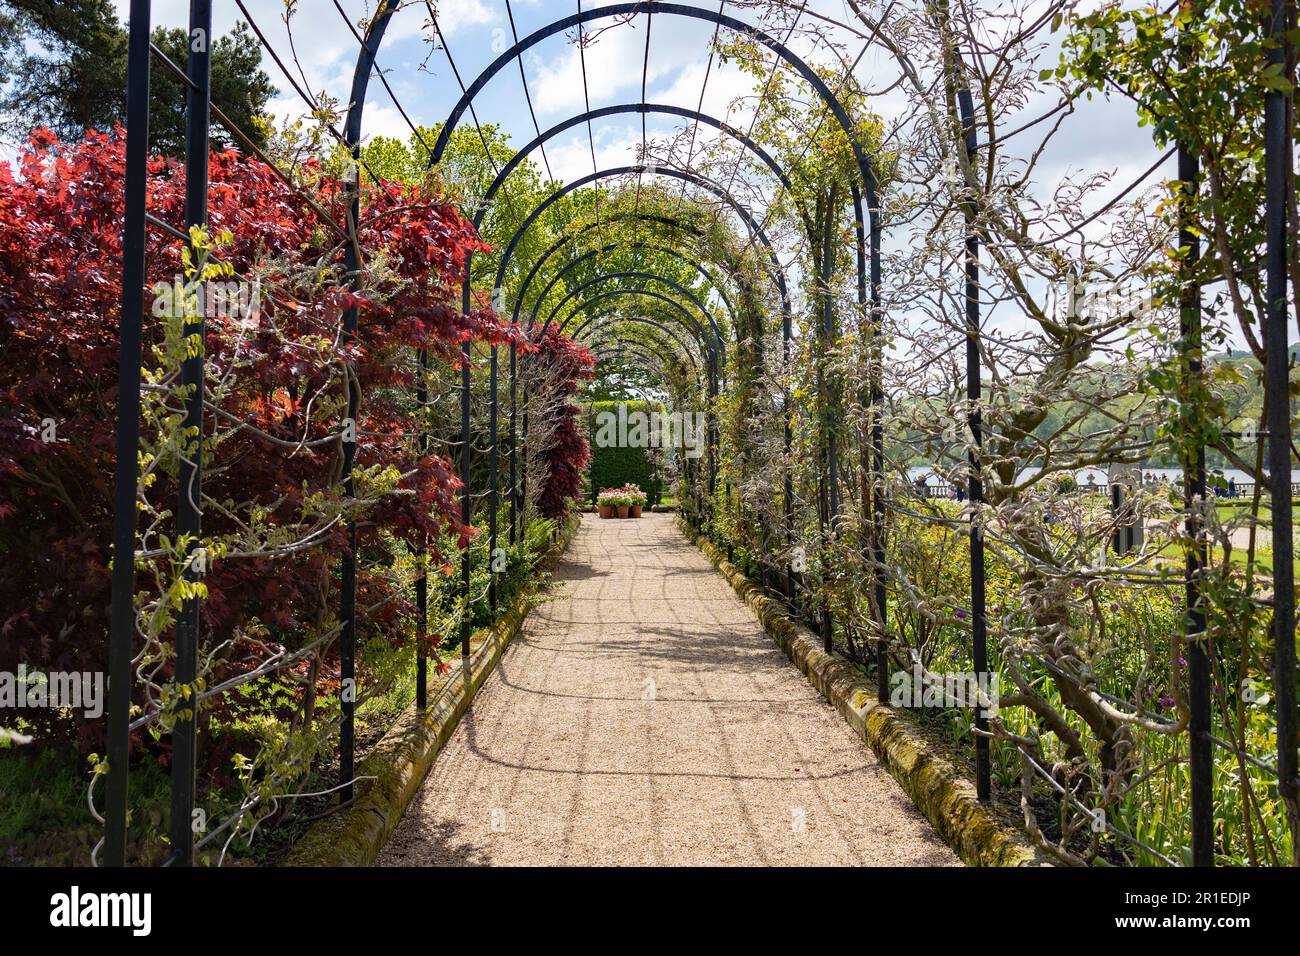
[489,164,785,294]
[585,373,663,411]
[563,288,718,380]
[541,270,726,375]
[413,2,886,607]
[566,288,721,492]
[472,102,793,234]
[593,344,682,380]
[525,241,738,336]
[488,165,786,584]
[594,344,686,377]
[590,347,682,416]
[425,1,880,221]
[580,314,704,376]
[511,211,790,340]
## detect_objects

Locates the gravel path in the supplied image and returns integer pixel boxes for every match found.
[378,513,960,867]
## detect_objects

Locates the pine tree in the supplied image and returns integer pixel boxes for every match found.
[0,1,275,154]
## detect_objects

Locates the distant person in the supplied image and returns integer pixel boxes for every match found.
[1228,477,1237,499]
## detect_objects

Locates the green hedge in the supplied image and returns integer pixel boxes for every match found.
[586,400,665,505]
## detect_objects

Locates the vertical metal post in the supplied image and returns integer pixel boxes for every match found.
[1180,179,1213,865]
[1174,16,1213,863]
[521,380,529,536]
[105,0,152,868]
[415,570,428,710]
[489,344,499,613]
[823,213,840,525]
[820,207,836,654]
[337,209,361,797]
[870,211,888,703]
[783,305,795,602]
[416,348,429,710]
[957,88,990,802]
[170,0,212,866]
[339,298,358,802]
[336,3,391,801]
[706,363,719,502]
[1265,0,1299,857]
[508,343,518,545]
[851,187,889,701]
[1110,482,1124,555]
[460,265,474,676]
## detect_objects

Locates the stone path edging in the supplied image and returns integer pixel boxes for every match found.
[680,520,1054,867]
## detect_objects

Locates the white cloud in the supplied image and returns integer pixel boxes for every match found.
[427,0,498,38]
[652,60,759,125]
[530,16,678,116]
[361,102,417,142]
[543,123,644,183]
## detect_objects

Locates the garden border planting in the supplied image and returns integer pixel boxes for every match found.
[282,514,580,867]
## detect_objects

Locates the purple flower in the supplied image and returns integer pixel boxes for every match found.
[955,609,969,620]
[1159,695,1175,708]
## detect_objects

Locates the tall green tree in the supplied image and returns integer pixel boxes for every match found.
[0,1,275,154]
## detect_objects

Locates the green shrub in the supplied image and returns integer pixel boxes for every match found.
[466,516,556,630]
[587,400,665,504]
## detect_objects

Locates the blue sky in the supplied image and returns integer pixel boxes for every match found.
[98,1,1238,348]
[114,1,1163,206]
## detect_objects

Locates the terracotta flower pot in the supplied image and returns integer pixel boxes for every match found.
[616,504,630,518]
[598,504,613,519]
[629,504,643,518]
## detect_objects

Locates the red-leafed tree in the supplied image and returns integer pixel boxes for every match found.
[0,128,515,747]
[530,328,595,520]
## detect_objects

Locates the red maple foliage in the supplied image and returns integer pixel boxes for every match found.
[0,129,514,746]
[531,328,595,520]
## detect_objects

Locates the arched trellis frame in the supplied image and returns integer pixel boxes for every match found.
[518,306,713,535]
[526,241,740,337]
[101,0,885,868]
[557,278,724,486]
[460,91,800,584]
[417,1,885,672]
[512,211,792,329]
[543,271,727,366]
[593,344,690,382]
[504,208,792,549]
[98,0,1296,869]
[476,163,783,627]
[595,337,702,380]
[580,319,715,515]
[542,286,722,510]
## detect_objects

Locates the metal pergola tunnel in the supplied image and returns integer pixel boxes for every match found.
[82,0,1300,871]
